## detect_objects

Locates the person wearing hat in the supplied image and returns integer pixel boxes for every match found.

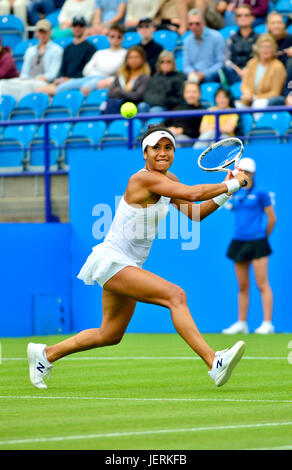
[38,16,96,95]
[223,157,277,335]
[0,20,63,101]
[137,18,163,75]
[27,124,248,391]
[52,0,95,38]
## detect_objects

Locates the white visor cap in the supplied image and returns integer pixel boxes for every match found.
[142,130,176,152]
[238,157,256,173]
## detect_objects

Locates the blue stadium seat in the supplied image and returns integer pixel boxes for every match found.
[230,82,242,100]
[0,15,24,48]
[28,123,72,167]
[87,35,110,50]
[43,90,84,118]
[53,36,73,48]
[122,32,141,49]
[240,113,254,135]
[153,30,178,51]
[0,95,16,120]
[46,9,61,27]
[13,38,39,70]
[0,124,37,168]
[254,24,267,34]
[275,0,292,14]
[101,119,143,145]
[174,49,183,72]
[219,25,238,40]
[10,93,49,120]
[65,121,107,148]
[200,82,221,107]
[247,111,291,143]
[78,89,108,116]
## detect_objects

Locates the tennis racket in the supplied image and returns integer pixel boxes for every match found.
[197,137,247,186]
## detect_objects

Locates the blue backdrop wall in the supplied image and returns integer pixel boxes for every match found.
[0,142,291,337]
[69,142,291,334]
[0,223,71,337]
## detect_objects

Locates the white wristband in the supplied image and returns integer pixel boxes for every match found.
[225,178,240,194]
[213,193,230,207]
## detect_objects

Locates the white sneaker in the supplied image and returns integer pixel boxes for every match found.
[254,321,274,334]
[222,321,249,335]
[208,340,246,387]
[27,343,53,389]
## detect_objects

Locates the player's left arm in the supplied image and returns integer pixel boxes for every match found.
[265,205,277,236]
[168,171,229,221]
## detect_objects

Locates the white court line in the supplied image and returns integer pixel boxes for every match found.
[1,396,292,404]
[0,421,291,446]
[1,356,287,361]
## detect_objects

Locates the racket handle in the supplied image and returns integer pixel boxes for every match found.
[232,168,248,187]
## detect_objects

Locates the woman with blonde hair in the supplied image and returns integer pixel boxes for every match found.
[138,50,186,113]
[237,33,287,109]
[104,45,151,114]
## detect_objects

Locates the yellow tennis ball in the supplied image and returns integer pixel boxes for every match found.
[120,102,137,119]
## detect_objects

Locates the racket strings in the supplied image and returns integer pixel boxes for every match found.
[201,142,241,170]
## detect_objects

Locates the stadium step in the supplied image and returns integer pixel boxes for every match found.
[0,174,69,222]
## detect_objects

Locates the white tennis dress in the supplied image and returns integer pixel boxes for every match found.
[77,169,171,287]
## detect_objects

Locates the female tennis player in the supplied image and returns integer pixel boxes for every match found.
[223,157,277,335]
[27,126,248,390]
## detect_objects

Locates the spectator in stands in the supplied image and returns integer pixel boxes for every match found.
[224,0,269,27]
[80,24,127,96]
[152,0,181,32]
[88,0,127,36]
[0,36,19,78]
[0,0,28,26]
[180,0,226,34]
[223,4,258,85]
[266,11,292,76]
[0,19,63,100]
[37,16,96,95]
[236,33,287,110]
[183,8,225,84]
[136,17,163,75]
[194,87,239,148]
[27,0,55,26]
[138,50,186,113]
[52,0,95,38]
[52,24,126,96]
[164,81,204,143]
[104,45,151,113]
[125,0,182,31]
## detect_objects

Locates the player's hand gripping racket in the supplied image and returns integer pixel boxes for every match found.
[197,137,248,187]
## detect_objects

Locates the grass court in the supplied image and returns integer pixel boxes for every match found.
[0,333,291,450]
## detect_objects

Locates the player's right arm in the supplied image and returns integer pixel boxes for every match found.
[128,170,246,204]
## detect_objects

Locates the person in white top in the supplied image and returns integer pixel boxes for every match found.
[81,24,127,96]
[27,125,248,390]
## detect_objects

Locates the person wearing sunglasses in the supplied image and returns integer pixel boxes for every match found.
[183,8,225,84]
[223,4,259,86]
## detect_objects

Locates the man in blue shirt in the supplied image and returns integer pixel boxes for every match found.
[223,157,277,335]
[90,0,127,35]
[183,8,225,84]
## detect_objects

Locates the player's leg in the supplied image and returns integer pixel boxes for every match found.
[103,266,215,369]
[46,291,137,363]
[252,256,273,323]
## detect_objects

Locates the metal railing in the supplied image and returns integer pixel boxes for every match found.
[0,105,291,222]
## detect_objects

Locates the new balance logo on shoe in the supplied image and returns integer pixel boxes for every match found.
[216,358,223,368]
[36,362,45,373]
